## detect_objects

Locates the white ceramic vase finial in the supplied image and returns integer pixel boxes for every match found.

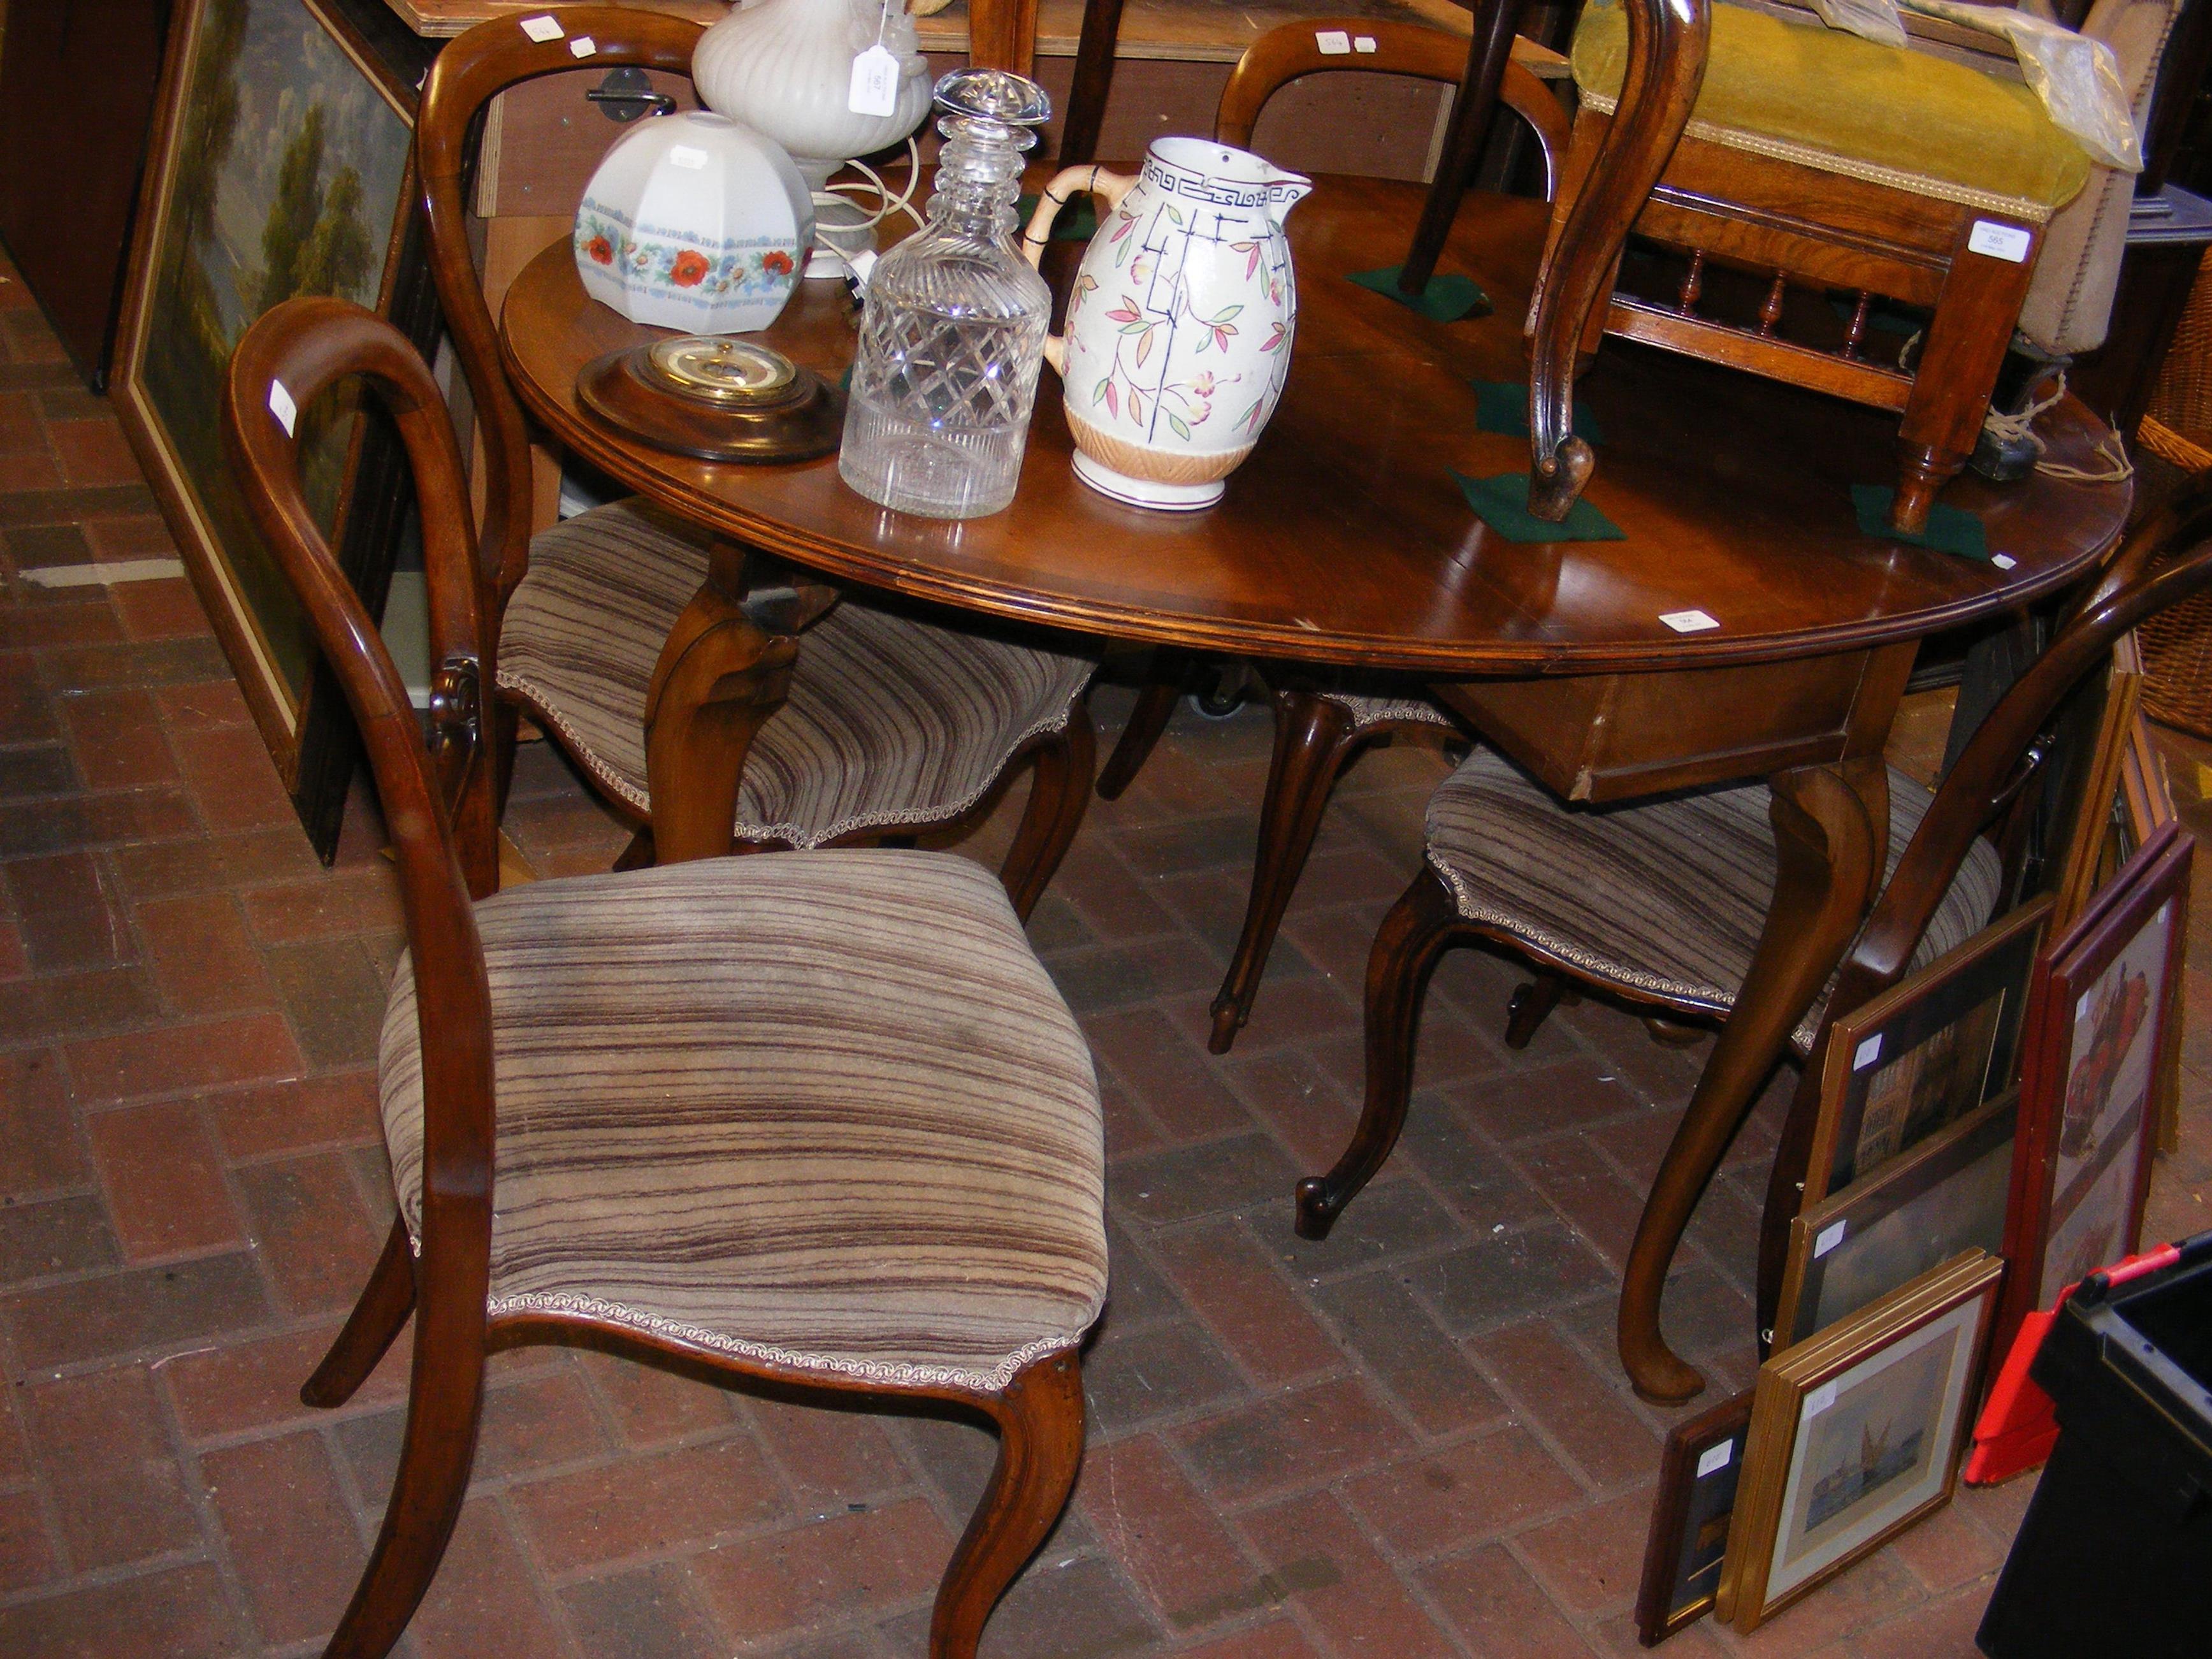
[693,0,933,189]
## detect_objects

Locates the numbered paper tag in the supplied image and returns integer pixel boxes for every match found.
[569,34,597,57]
[1853,1034,1883,1071]
[1315,29,1352,53]
[268,379,298,437]
[849,44,900,117]
[519,13,563,41]
[1696,1440,1734,1479]
[1967,220,2032,263]
[669,145,709,170]
[1659,609,1719,634]
[1814,1219,1847,1259]
[1354,34,1378,52]
[1992,554,2017,570]
[1805,1380,1839,1418]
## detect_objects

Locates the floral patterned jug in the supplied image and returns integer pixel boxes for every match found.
[1019,140,1308,511]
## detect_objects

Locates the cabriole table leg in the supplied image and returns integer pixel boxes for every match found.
[641,543,800,864]
[1616,755,1888,1402]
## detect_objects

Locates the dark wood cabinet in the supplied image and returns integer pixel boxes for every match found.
[0,0,173,388]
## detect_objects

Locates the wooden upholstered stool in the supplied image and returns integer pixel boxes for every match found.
[1545,0,2094,533]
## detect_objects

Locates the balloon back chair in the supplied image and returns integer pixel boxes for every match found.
[222,296,1107,1659]
[418,7,1098,888]
[1099,18,1570,1056]
[1296,470,2212,1403]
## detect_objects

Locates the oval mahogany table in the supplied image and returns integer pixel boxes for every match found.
[502,177,2132,1401]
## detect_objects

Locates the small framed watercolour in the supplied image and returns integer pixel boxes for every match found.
[1720,1251,2003,1634]
[1995,820,2192,1362]
[1633,1389,1754,1646]
[1775,1090,2015,1347]
[1804,898,2049,1207]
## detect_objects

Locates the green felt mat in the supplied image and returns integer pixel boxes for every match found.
[1348,265,1492,322]
[1473,380,1604,446]
[1015,192,1099,243]
[1454,470,1625,543]
[1851,485,1988,560]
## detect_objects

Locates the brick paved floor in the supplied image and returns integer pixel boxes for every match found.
[2,256,2208,1659]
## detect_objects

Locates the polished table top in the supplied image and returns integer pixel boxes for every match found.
[496,172,2137,1408]
[500,178,2131,677]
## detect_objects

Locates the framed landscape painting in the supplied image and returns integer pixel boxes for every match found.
[113,0,433,855]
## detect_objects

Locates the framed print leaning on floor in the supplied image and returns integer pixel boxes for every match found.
[1799,898,2049,1210]
[111,0,434,855]
[1994,820,2192,1363]
[1720,1251,2003,1634]
[1634,1388,1756,1646]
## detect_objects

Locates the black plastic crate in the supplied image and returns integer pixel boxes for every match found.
[1977,1232,2212,1658]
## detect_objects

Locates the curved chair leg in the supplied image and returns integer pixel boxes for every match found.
[304,1217,417,1409]
[1616,758,1886,1404]
[1096,675,1182,801]
[1503,971,1575,1050]
[322,1320,488,1659]
[1296,866,1463,1239]
[612,825,656,873]
[1001,701,1097,922]
[1210,689,1364,1054]
[929,1351,1086,1659]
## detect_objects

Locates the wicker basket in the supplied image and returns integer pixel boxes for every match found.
[2137,248,2212,738]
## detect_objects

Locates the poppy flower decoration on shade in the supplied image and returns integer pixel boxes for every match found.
[585,236,614,266]
[762,249,795,277]
[670,250,712,288]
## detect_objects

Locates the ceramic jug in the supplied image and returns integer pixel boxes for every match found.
[1020,140,1309,511]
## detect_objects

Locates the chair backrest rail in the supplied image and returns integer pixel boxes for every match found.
[223,296,501,1270]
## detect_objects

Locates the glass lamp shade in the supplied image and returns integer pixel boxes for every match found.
[573,111,814,334]
[692,0,932,189]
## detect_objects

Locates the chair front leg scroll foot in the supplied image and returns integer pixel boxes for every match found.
[1293,1175,1348,1240]
[1206,995,1245,1055]
[929,1351,1086,1659]
[1527,437,1596,524]
[1298,867,1463,1240]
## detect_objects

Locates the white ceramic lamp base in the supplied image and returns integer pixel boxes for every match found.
[804,196,879,279]
[1071,451,1224,511]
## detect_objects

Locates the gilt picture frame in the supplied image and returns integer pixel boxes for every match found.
[112,0,434,856]
[1994,820,2191,1365]
[1720,1251,2002,1634]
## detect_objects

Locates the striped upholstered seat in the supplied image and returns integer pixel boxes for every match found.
[497,502,1097,846]
[1424,748,2004,1047]
[378,849,1106,1391]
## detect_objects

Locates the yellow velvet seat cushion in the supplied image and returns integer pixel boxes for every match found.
[1572,0,2092,212]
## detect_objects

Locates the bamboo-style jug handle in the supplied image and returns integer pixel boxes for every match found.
[1018,163,1138,373]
